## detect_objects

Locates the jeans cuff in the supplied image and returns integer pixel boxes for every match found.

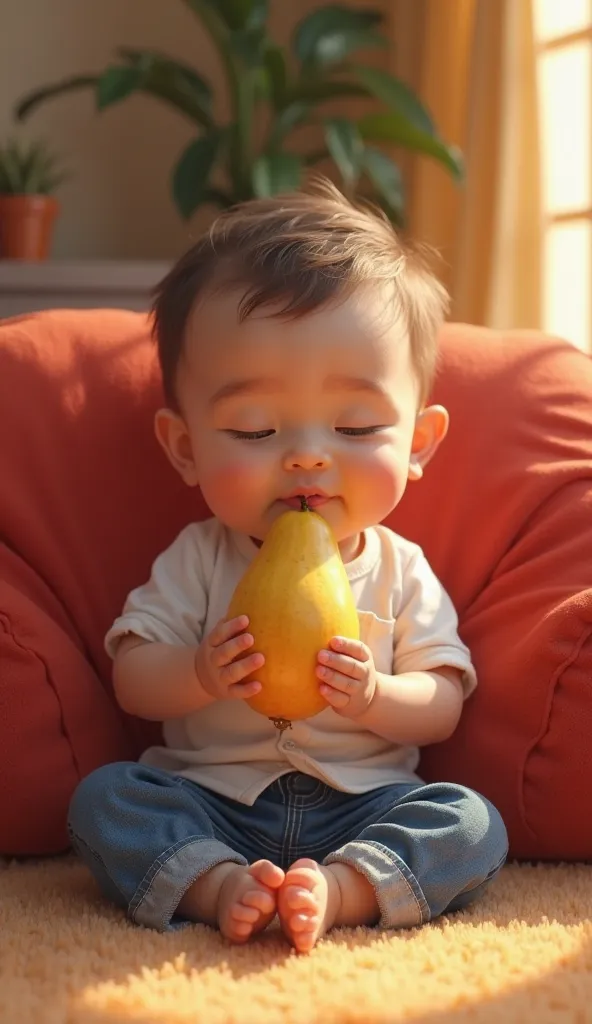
[324,839,429,929]
[130,837,248,931]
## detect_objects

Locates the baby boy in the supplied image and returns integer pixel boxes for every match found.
[68,181,507,953]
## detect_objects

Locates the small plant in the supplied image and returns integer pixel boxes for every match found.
[15,1,462,223]
[0,138,65,196]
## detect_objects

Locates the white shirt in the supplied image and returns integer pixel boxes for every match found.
[105,518,476,804]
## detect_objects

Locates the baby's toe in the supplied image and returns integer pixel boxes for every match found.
[288,912,319,933]
[230,902,261,923]
[241,887,276,914]
[283,886,318,911]
[249,859,285,889]
[230,921,253,939]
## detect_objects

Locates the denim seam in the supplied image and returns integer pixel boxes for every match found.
[158,841,247,929]
[283,793,299,866]
[214,818,283,856]
[287,780,328,806]
[129,834,208,918]
[131,836,247,927]
[295,795,409,858]
[325,839,428,927]
[297,788,335,810]
[276,774,335,810]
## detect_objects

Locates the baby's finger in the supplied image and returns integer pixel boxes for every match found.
[316,663,359,693]
[228,679,262,699]
[329,636,371,662]
[221,651,265,686]
[209,616,249,647]
[212,630,254,668]
[319,683,349,708]
[318,649,366,681]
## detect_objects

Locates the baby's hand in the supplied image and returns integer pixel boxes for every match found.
[195,616,264,702]
[316,637,377,718]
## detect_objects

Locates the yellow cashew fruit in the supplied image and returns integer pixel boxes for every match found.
[226,497,360,730]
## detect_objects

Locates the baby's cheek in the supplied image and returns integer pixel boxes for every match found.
[355,449,406,506]
[202,458,262,508]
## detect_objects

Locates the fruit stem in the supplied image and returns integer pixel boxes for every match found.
[270,717,292,732]
[299,495,310,511]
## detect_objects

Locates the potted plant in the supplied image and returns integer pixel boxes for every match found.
[15,1,462,224]
[0,139,65,260]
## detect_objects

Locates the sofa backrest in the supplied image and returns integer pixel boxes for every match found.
[2,308,592,857]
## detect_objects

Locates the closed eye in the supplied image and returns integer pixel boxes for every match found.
[336,426,387,436]
[224,429,275,440]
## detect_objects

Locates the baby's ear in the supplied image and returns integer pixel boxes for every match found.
[154,408,199,487]
[408,404,449,482]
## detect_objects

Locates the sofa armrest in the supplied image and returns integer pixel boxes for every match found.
[0,549,134,855]
[420,479,592,860]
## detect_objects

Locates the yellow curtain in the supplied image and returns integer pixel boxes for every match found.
[388,0,542,329]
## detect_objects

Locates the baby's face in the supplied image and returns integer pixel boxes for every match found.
[161,284,443,557]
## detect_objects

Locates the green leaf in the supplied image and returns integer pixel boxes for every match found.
[0,138,66,194]
[14,75,99,121]
[172,131,221,219]
[264,44,288,109]
[109,50,213,127]
[287,79,369,105]
[324,117,364,190]
[266,101,309,151]
[182,0,244,161]
[182,1,240,101]
[315,28,386,67]
[194,0,267,31]
[352,66,435,135]
[293,5,383,67]
[362,146,404,217]
[358,112,464,181]
[267,78,375,153]
[230,26,267,67]
[252,152,303,197]
[245,0,268,30]
[97,65,143,110]
[118,48,212,113]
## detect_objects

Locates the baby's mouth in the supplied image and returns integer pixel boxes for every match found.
[281,494,331,509]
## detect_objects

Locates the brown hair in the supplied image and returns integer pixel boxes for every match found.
[152,179,449,408]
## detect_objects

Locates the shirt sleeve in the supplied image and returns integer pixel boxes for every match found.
[104,524,209,658]
[393,545,477,697]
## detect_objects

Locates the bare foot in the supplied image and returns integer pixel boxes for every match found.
[277,858,341,953]
[218,860,285,943]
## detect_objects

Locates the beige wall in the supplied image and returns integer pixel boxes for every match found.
[0,0,336,259]
[1,0,391,260]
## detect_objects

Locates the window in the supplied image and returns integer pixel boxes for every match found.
[534,0,592,352]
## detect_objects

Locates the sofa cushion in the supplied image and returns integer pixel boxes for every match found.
[0,545,132,854]
[1,310,591,858]
[392,325,592,859]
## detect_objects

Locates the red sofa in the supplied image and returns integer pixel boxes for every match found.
[2,308,592,860]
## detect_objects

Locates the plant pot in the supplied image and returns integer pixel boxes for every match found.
[0,194,60,261]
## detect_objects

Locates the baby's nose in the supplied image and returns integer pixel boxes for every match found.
[284,447,332,471]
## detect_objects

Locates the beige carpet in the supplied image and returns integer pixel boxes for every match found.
[2,857,592,1024]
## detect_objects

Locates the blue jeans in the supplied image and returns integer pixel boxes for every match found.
[67,763,508,932]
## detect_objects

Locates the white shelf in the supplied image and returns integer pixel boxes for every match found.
[0,259,172,318]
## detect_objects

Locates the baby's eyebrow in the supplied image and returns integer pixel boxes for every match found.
[209,377,283,405]
[324,375,389,398]
[209,374,389,406]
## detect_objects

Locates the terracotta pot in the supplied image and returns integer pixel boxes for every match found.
[0,194,60,261]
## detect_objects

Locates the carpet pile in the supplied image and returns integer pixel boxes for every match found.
[1,857,591,1023]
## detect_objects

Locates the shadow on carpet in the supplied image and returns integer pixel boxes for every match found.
[1,857,591,1023]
